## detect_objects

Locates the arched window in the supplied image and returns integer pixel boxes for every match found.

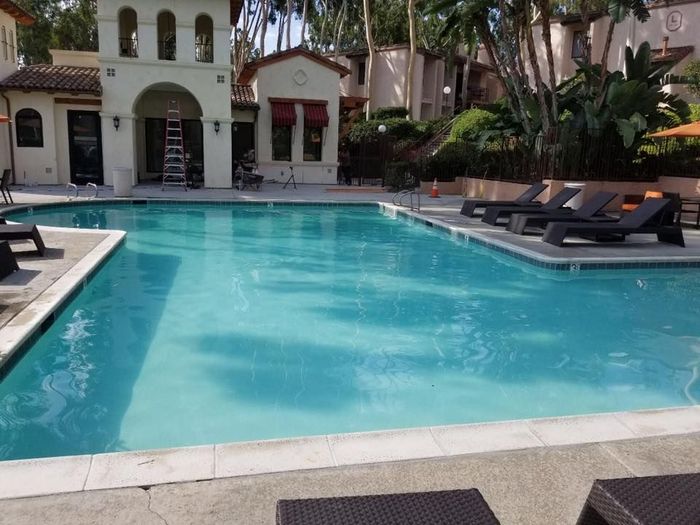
[118,7,138,58]
[157,11,176,61]
[195,15,213,63]
[16,109,43,148]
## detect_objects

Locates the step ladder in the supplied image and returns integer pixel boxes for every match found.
[162,99,187,191]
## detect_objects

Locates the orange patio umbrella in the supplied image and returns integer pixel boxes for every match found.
[650,120,700,138]
[0,114,10,123]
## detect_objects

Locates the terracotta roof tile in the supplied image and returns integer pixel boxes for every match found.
[0,64,101,95]
[231,84,258,110]
[0,0,35,25]
[651,46,694,64]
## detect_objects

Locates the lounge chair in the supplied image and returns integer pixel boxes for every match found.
[0,223,47,255]
[542,198,685,247]
[577,473,700,525]
[481,186,582,226]
[276,489,500,525]
[0,169,13,204]
[0,241,19,280]
[460,182,548,217]
[506,191,618,235]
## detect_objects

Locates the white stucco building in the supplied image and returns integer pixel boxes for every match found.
[0,0,347,188]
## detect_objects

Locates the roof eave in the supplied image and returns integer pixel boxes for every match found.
[0,0,36,25]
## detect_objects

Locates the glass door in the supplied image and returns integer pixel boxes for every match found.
[68,111,103,185]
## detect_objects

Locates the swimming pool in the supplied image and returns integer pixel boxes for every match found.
[0,203,699,461]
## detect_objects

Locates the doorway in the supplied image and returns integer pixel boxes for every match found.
[68,111,103,185]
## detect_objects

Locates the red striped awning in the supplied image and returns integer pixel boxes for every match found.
[271,102,297,127]
[0,114,9,123]
[304,104,329,128]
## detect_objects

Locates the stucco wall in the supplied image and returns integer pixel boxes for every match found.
[251,55,341,184]
[0,11,18,81]
[49,49,99,68]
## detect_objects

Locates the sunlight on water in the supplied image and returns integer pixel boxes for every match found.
[0,204,699,460]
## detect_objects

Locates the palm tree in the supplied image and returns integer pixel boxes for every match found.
[406,0,417,120]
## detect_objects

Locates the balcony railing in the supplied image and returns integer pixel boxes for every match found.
[119,37,138,58]
[158,40,176,61]
[195,42,213,63]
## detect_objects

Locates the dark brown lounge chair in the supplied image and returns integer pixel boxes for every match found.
[577,473,700,525]
[460,182,548,217]
[543,198,684,247]
[506,191,618,235]
[0,241,19,280]
[276,489,500,525]
[481,186,582,226]
[0,169,13,205]
[0,224,47,255]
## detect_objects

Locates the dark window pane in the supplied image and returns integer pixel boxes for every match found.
[358,61,366,86]
[146,118,203,173]
[16,109,43,148]
[272,126,292,161]
[303,127,322,161]
[572,31,587,59]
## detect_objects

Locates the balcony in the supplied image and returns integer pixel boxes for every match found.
[119,37,138,58]
[195,42,213,63]
[158,40,176,61]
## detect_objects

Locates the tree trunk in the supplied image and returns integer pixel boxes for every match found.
[524,4,551,132]
[285,0,292,49]
[598,17,616,101]
[334,0,346,59]
[362,0,375,121]
[537,0,558,120]
[276,10,285,52]
[300,0,308,46]
[260,0,269,56]
[405,0,417,120]
[319,0,329,53]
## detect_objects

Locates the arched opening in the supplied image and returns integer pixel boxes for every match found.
[118,7,138,58]
[195,14,213,63]
[15,108,43,148]
[157,11,176,61]
[133,83,204,184]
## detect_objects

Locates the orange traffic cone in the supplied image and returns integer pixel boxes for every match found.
[429,178,440,198]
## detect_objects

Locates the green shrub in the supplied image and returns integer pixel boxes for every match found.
[371,107,409,120]
[690,103,700,122]
[420,142,481,182]
[449,108,498,143]
[683,60,700,98]
[346,118,423,144]
[384,161,416,190]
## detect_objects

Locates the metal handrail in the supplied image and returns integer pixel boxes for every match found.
[86,183,99,199]
[66,183,78,200]
[393,189,420,211]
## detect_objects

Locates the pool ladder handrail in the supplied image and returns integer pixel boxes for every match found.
[66,183,99,201]
[393,188,421,211]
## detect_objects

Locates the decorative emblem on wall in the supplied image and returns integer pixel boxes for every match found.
[666,11,682,32]
[293,69,309,86]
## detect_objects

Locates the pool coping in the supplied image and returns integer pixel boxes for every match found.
[1,405,699,500]
[0,199,699,500]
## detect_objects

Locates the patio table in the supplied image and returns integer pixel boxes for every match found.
[681,197,700,229]
[276,489,500,525]
[576,473,700,525]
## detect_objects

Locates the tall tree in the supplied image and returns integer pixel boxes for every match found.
[405,0,417,120]
[260,0,270,56]
[362,0,375,120]
[285,0,292,49]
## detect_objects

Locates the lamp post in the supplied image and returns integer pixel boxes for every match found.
[442,86,452,115]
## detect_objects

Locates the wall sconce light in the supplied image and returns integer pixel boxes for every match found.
[214,120,220,134]
[113,115,120,131]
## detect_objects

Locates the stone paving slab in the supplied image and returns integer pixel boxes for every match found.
[2,434,698,525]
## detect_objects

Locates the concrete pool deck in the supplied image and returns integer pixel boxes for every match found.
[0,185,699,521]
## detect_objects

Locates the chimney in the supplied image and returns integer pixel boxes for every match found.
[662,36,669,56]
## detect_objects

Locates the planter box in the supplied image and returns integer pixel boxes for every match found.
[419,177,465,195]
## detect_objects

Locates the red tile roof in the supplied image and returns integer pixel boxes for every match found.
[231,84,258,110]
[0,0,35,25]
[238,47,351,84]
[651,46,694,64]
[0,64,101,95]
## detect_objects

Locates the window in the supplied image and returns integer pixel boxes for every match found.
[157,11,176,60]
[272,126,292,161]
[118,7,138,58]
[16,109,43,148]
[9,30,14,62]
[1,27,6,61]
[303,127,322,161]
[358,61,366,86]
[195,15,213,63]
[571,30,587,59]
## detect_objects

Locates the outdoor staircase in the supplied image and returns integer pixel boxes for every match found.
[162,99,187,191]
[420,114,461,157]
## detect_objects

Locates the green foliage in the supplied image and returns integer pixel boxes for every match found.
[346,118,423,143]
[449,109,498,142]
[421,142,480,181]
[690,104,700,122]
[371,107,409,120]
[683,60,700,98]
[384,161,416,190]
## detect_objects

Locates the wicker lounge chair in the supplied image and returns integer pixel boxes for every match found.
[0,224,47,255]
[506,191,618,235]
[276,489,500,525]
[577,473,700,525]
[0,169,13,205]
[0,241,19,279]
[481,186,582,226]
[460,182,548,217]
[542,198,684,247]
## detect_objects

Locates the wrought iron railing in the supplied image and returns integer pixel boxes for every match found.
[158,40,176,61]
[195,42,213,63]
[119,37,138,58]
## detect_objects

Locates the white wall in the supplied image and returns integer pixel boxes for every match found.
[0,10,18,176]
[251,55,341,184]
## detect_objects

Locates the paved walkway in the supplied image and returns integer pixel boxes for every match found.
[1,433,698,524]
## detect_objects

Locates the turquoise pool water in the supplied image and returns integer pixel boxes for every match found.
[1,203,699,461]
